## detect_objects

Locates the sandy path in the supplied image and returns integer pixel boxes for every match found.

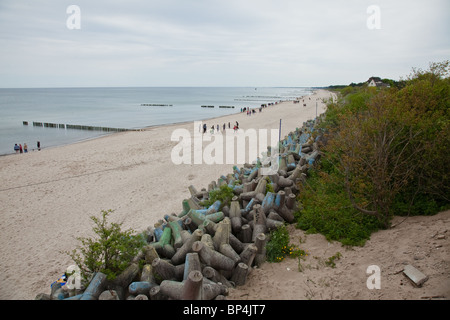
[0,89,334,299]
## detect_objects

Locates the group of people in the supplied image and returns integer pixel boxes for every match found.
[241,104,268,116]
[14,143,27,154]
[201,121,240,134]
[13,141,40,154]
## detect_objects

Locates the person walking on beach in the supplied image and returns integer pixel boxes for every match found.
[223,123,226,132]
[203,123,207,134]
[14,144,19,154]
[24,143,28,153]
[228,122,230,129]
[217,124,219,133]
[37,141,41,151]
[19,144,23,153]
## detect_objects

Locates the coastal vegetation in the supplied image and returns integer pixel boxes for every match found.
[295,60,450,246]
[265,224,306,263]
[66,209,146,281]
[200,184,235,210]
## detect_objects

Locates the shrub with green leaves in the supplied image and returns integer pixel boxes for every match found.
[201,184,235,209]
[266,224,305,262]
[66,209,146,281]
[296,60,449,246]
[296,168,383,246]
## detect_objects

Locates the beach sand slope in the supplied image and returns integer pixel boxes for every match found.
[227,210,450,300]
[0,89,333,299]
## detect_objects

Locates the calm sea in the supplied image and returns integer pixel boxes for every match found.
[0,87,312,155]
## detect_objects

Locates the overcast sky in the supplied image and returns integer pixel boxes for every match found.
[0,0,449,88]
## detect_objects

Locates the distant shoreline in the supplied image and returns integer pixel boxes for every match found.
[0,87,313,156]
[0,92,308,157]
[0,89,333,299]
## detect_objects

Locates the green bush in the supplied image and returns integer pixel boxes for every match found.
[296,60,449,246]
[66,209,146,281]
[295,169,383,246]
[392,190,450,217]
[266,224,305,262]
[201,184,235,209]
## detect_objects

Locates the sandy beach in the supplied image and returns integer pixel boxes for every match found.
[0,89,332,299]
[1,88,448,301]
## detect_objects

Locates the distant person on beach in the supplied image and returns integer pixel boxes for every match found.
[228,122,230,129]
[210,125,214,134]
[14,144,19,154]
[24,143,28,153]
[203,123,207,134]
[217,124,219,132]
[19,144,23,153]
[223,123,226,131]
[37,141,41,151]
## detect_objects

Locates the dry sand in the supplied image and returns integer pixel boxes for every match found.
[1,88,448,300]
[227,210,450,300]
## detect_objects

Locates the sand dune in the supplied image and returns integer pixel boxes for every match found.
[227,210,450,300]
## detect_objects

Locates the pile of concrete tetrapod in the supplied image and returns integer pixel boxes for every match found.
[36,118,323,300]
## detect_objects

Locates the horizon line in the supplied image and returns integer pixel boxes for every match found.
[0,85,328,90]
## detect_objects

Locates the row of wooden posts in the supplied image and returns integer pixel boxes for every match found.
[201,105,235,108]
[23,121,134,132]
[141,104,173,106]
[38,118,323,300]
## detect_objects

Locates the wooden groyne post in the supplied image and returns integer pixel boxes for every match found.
[24,121,136,132]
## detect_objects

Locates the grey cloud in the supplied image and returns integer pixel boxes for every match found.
[0,0,449,87]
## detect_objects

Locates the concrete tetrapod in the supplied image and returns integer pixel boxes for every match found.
[171,229,203,265]
[79,272,107,300]
[36,118,328,300]
[192,241,235,271]
[229,197,242,234]
[181,270,203,300]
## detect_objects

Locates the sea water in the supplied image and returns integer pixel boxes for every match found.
[0,87,313,155]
